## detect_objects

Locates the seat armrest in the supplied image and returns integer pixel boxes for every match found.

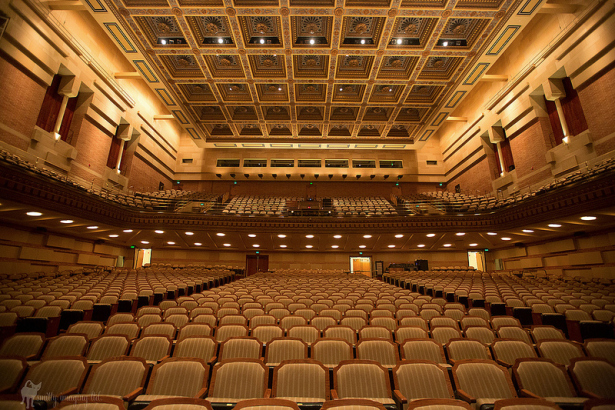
[264,389,271,398]
[195,387,208,398]
[158,355,170,362]
[519,389,540,398]
[393,390,407,404]
[208,356,217,366]
[123,387,143,402]
[456,389,475,403]
[331,390,339,400]
[58,387,79,398]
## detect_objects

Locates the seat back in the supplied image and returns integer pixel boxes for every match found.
[356,339,399,368]
[219,337,262,360]
[452,360,517,402]
[272,359,329,401]
[334,360,391,400]
[147,358,208,396]
[265,338,308,366]
[22,358,88,397]
[311,339,354,368]
[393,360,454,401]
[209,359,268,400]
[173,336,217,362]
[512,358,577,398]
[87,335,130,361]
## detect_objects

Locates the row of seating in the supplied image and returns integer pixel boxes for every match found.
[1,355,613,410]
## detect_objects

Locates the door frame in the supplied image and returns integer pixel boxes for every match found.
[349,255,373,277]
[246,254,269,275]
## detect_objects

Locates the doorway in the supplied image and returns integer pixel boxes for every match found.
[134,248,151,268]
[350,256,372,277]
[246,254,269,275]
[468,250,485,271]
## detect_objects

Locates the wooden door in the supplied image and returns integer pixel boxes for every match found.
[246,254,269,275]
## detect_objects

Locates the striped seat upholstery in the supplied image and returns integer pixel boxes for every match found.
[107,314,134,326]
[492,398,562,410]
[464,327,495,345]
[358,326,392,341]
[356,340,399,369]
[569,358,615,398]
[219,337,262,360]
[131,336,172,364]
[177,324,213,341]
[67,322,104,339]
[340,317,367,332]
[537,340,585,366]
[491,317,522,330]
[192,314,217,327]
[252,325,284,345]
[513,358,588,406]
[312,339,354,368]
[492,339,536,367]
[324,326,357,345]
[399,318,428,330]
[395,327,428,343]
[0,357,27,393]
[530,326,565,341]
[430,327,461,345]
[279,316,307,331]
[393,361,454,410]
[142,323,176,338]
[311,317,337,331]
[87,335,130,363]
[287,326,320,345]
[460,316,489,330]
[218,315,248,326]
[140,398,213,410]
[452,360,517,406]
[0,312,18,326]
[446,339,491,364]
[207,359,269,404]
[0,333,45,359]
[272,359,329,404]
[406,399,472,410]
[137,314,162,328]
[429,317,458,329]
[69,357,148,401]
[497,327,532,344]
[106,323,139,339]
[215,325,248,342]
[585,339,615,365]
[333,360,396,407]
[234,398,300,410]
[400,340,447,365]
[134,358,208,402]
[42,334,88,359]
[23,358,88,406]
[173,336,217,363]
[265,338,307,367]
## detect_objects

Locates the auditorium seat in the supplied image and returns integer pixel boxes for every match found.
[86,335,130,364]
[0,333,45,360]
[219,337,262,361]
[0,357,27,394]
[452,359,517,408]
[21,357,88,408]
[491,339,537,367]
[206,359,270,409]
[172,336,217,365]
[392,360,455,409]
[569,358,615,399]
[332,360,396,410]
[311,339,354,369]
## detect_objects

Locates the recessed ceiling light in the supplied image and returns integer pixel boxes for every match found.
[278,234,286,238]
[388,245,395,248]
[109,234,119,238]
[260,38,265,44]
[248,234,257,238]
[306,235,314,238]
[280,244,287,248]
[253,244,260,247]
[363,235,372,238]
[334,235,342,239]
[167,241,175,245]
[487,232,497,236]
[217,38,223,44]
[548,224,561,228]
[87,226,98,229]
[522,229,534,233]
[155,230,164,234]
[26,212,42,216]
[160,39,167,45]
[123,229,133,233]
[395,234,404,238]
[185,232,194,235]
[469,243,478,246]
[306,245,313,248]
[443,243,452,247]
[223,243,231,247]
[581,216,596,221]
[359,245,366,248]
[456,232,465,236]
[331,245,339,249]
[427,233,436,237]
[360,39,365,44]
[60,219,73,224]
[417,244,425,248]
[396,38,402,45]
[216,233,225,236]
[309,39,315,45]
[501,237,512,241]
[141,241,149,244]
[443,41,449,47]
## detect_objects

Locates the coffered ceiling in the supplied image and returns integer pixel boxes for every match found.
[86,0,544,149]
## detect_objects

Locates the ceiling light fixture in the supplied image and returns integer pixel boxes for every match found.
[26,212,42,216]
[443,243,452,247]
[155,230,164,234]
[223,243,231,247]
[306,245,313,248]
[259,38,265,44]
[456,232,465,236]
[581,216,596,221]
[217,38,223,43]
[363,234,372,238]
[60,220,73,224]
[522,229,534,233]
[278,234,286,238]
[216,233,225,236]
[359,245,366,248]
[427,233,435,237]
[548,224,561,228]
[395,234,404,238]
[87,226,98,229]
[141,241,149,244]
[109,234,119,238]
[388,245,395,248]
[334,235,342,239]
[161,39,167,45]
[167,241,175,245]
[360,39,365,44]
[253,244,260,247]
[306,235,314,238]
[332,245,339,249]
[280,244,287,248]
[396,38,402,45]
[309,39,315,45]
[501,237,512,241]
[487,232,497,236]
[185,232,194,235]
[124,229,133,233]
[443,41,448,46]
[417,244,425,248]
[195,242,202,246]
[469,243,478,246]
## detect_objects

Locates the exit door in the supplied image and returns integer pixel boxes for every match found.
[350,256,372,277]
[246,254,269,275]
